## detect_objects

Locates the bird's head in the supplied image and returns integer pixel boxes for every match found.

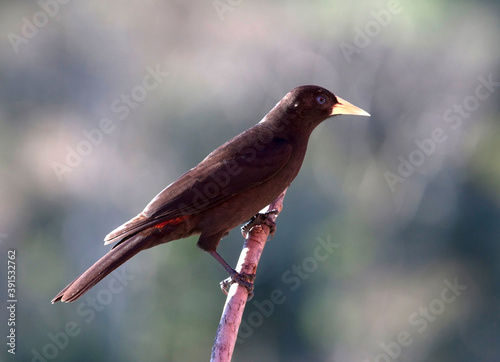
[290,85,370,120]
[263,85,370,131]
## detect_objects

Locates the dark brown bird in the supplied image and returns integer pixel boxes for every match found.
[52,85,369,303]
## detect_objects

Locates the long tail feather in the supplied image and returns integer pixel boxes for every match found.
[51,234,148,303]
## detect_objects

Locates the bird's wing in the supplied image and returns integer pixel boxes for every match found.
[104,132,292,244]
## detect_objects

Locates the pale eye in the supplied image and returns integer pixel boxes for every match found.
[316,95,327,105]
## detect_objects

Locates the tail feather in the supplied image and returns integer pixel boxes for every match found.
[51,234,148,303]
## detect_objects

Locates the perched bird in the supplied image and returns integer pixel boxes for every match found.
[52,85,369,303]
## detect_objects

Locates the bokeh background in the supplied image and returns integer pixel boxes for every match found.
[1,0,499,361]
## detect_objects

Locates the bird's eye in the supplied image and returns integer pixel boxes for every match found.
[316,96,327,105]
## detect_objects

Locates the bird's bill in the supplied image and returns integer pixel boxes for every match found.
[330,96,370,117]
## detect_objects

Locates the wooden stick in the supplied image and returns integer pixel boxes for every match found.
[210,188,288,362]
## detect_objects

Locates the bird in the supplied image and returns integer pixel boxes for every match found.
[52,85,370,303]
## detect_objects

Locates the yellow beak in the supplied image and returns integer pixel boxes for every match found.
[330,96,370,117]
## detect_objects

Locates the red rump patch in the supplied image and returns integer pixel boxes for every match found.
[154,216,188,229]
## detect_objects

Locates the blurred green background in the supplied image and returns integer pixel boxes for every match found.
[1,0,499,361]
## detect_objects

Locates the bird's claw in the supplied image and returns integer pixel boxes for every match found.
[220,272,256,300]
[241,209,278,239]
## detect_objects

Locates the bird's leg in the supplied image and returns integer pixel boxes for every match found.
[209,250,255,300]
[241,209,278,239]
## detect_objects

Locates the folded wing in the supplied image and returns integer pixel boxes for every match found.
[104,130,292,244]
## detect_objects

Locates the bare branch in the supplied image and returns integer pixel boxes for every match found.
[211,188,288,362]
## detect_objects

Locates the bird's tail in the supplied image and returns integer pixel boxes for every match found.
[51,234,149,303]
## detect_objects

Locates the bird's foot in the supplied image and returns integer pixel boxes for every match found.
[220,271,256,300]
[241,209,278,239]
